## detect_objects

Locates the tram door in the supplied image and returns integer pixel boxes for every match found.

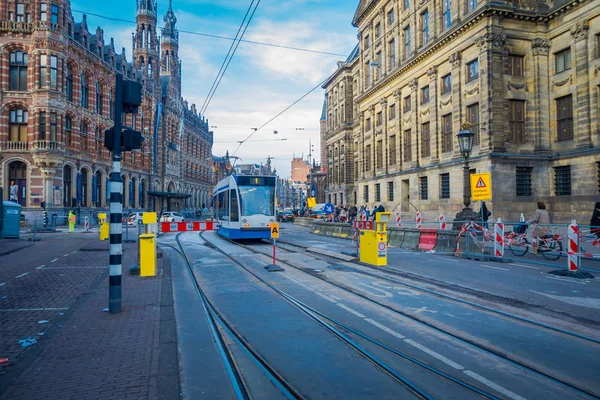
[230,189,239,222]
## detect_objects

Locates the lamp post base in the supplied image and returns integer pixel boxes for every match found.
[452,207,481,230]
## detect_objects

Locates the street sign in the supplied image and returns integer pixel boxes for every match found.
[270,223,280,239]
[470,173,492,201]
[378,241,386,257]
[324,203,335,214]
[307,197,316,208]
[311,184,316,197]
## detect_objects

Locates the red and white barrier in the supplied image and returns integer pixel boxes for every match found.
[567,221,579,271]
[361,211,367,221]
[161,221,215,233]
[439,215,447,230]
[395,212,402,227]
[415,212,422,229]
[353,220,374,230]
[84,216,90,232]
[494,218,504,258]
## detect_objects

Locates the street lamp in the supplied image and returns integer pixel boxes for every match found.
[453,123,480,227]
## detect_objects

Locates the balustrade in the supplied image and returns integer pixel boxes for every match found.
[0,141,29,151]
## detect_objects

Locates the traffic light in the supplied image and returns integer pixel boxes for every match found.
[103,77,143,152]
[43,211,48,228]
[122,127,144,151]
[104,127,114,150]
[122,80,142,114]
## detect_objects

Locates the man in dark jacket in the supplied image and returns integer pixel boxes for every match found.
[591,202,600,238]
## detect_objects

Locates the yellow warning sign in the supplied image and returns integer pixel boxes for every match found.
[470,173,492,201]
[270,222,280,239]
[307,197,316,208]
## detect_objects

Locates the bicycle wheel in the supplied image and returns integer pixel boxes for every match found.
[509,235,529,256]
[541,239,563,261]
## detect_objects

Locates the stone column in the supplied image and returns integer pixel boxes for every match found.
[449,51,462,156]
[393,89,402,170]
[410,78,419,168]
[531,38,551,153]
[427,66,439,162]
[41,169,56,207]
[360,110,366,179]
[571,19,592,149]
[379,97,388,173]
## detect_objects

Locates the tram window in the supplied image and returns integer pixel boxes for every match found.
[239,185,275,216]
[217,191,229,221]
[230,189,239,222]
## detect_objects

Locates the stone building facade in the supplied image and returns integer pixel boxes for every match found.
[323,0,600,222]
[0,0,213,214]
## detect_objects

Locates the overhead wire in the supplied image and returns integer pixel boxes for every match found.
[200,0,258,115]
[70,9,347,57]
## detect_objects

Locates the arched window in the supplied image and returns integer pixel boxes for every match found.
[81,168,88,207]
[109,89,115,120]
[65,63,73,101]
[9,109,28,142]
[96,81,103,115]
[147,61,152,77]
[65,115,72,146]
[81,122,88,152]
[81,73,88,108]
[63,165,72,206]
[9,51,28,91]
[165,51,169,71]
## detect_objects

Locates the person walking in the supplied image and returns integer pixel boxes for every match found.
[10,180,18,202]
[480,201,491,229]
[590,201,600,238]
[68,210,76,233]
[526,201,550,238]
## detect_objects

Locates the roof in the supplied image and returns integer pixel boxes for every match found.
[352,0,376,26]
[320,95,327,121]
[346,43,360,63]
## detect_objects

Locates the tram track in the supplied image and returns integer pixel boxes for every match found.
[222,237,600,399]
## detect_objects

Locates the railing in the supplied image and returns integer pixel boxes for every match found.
[0,21,33,33]
[33,20,60,32]
[0,141,29,151]
[32,140,65,151]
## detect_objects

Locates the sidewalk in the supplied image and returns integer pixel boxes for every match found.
[0,238,178,400]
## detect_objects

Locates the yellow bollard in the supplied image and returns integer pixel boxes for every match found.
[359,212,390,266]
[139,233,156,277]
[98,213,109,241]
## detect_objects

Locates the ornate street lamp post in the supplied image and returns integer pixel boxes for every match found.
[453,123,480,227]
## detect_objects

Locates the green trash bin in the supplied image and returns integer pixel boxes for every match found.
[1,201,22,239]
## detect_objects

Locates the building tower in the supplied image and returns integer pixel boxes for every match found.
[133,0,160,93]
[160,0,181,97]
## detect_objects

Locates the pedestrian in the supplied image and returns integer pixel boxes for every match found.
[68,210,76,233]
[10,180,18,202]
[526,201,550,238]
[365,206,371,221]
[590,201,600,238]
[480,201,491,229]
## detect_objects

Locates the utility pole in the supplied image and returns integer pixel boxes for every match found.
[104,73,143,314]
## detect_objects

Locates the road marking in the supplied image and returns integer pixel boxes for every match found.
[15,272,29,278]
[0,307,69,312]
[511,263,540,270]
[71,251,77,254]
[464,370,527,400]
[329,294,342,301]
[63,254,70,257]
[365,318,406,339]
[530,291,600,310]
[545,275,587,285]
[337,303,366,318]
[314,292,337,303]
[478,264,509,271]
[437,257,458,262]
[36,265,46,270]
[404,339,464,370]
[50,258,58,263]
[0,282,5,287]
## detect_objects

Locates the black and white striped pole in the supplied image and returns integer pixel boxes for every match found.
[104,73,143,314]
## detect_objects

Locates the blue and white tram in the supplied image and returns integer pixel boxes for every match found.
[212,174,277,239]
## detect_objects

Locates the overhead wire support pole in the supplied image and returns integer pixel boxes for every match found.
[109,73,124,314]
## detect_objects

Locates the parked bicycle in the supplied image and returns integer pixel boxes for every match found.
[505,223,563,261]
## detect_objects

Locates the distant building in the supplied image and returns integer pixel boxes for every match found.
[290,157,310,183]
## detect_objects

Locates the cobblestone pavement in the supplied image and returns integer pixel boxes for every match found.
[0,237,178,400]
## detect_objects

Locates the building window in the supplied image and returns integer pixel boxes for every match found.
[65,63,73,101]
[81,73,88,108]
[49,112,57,141]
[365,144,372,171]
[421,122,431,158]
[467,103,480,145]
[403,129,412,162]
[597,162,600,192]
[516,167,532,197]
[443,0,451,30]
[556,95,573,141]
[389,104,396,120]
[16,3,25,21]
[9,109,28,142]
[468,0,477,12]
[597,34,600,58]
[388,181,394,201]
[387,8,395,25]
[508,55,524,76]
[376,111,383,126]
[404,0,410,10]
[467,59,479,82]
[376,51,382,79]
[375,183,381,202]
[509,100,525,143]
[365,61,371,87]
[9,51,28,91]
[376,140,383,169]
[421,10,429,46]
[555,48,571,73]
[403,95,411,113]
[440,173,450,199]
[441,113,453,153]
[389,39,396,68]
[364,34,371,49]
[51,4,58,24]
[404,26,411,58]
[40,3,47,21]
[110,90,115,120]
[420,176,428,200]
[96,81,103,115]
[375,23,381,39]
[50,55,57,89]
[81,122,88,152]
[384,137,394,170]
[364,186,369,203]
[39,111,46,140]
[40,54,47,87]
[554,166,571,196]
[441,74,452,94]
[65,115,72,146]
[421,85,429,104]
[366,117,372,131]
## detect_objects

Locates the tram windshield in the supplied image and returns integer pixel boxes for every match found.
[238,185,275,216]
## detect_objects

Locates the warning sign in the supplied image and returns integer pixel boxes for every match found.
[378,241,386,257]
[470,173,492,201]
[270,223,280,239]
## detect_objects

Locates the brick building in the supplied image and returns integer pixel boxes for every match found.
[323,0,600,222]
[0,0,213,215]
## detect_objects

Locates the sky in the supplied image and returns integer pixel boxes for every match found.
[70,0,359,178]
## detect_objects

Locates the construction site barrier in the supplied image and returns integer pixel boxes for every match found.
[435,230,459,253]
[402,228,421,250]
[418,228,438,251]
[161,221,215,232]
[387,228,405,247]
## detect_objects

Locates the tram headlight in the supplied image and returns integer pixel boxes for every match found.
[244,223,249,228]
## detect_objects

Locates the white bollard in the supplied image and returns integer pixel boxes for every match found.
[415,212,422,229]
[494,218,504,258]
[395,212,402,227]
[84,216,89,232]
[567,219,579,272]
[439,215,447,230]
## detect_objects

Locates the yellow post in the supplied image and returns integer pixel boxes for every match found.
[139,233,156,277]
[98,213,109,241]
[359,212,390,266]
